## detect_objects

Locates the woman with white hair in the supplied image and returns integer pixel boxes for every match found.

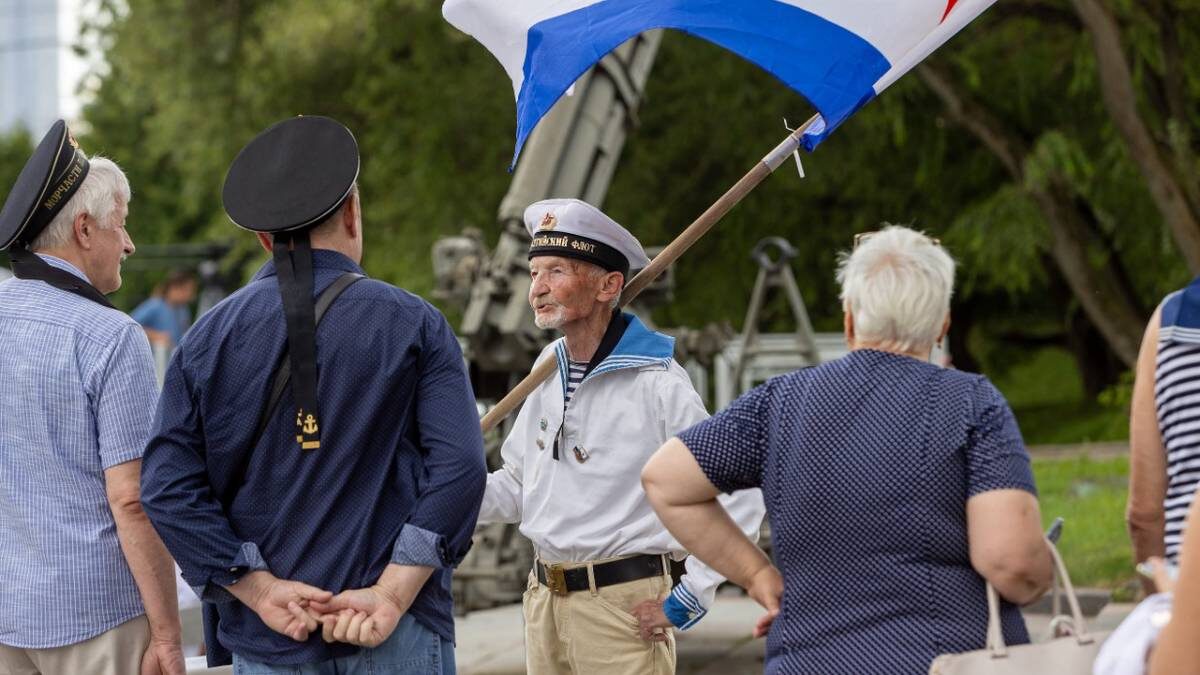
[642,225,1054,674]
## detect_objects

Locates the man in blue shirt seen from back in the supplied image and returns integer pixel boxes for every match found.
[140,116,487,673]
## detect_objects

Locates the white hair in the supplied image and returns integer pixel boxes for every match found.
[836,225,955,353]
[29,156,131,251]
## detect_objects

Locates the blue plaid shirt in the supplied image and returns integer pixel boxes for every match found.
[0,255,158,649]
[140,250,487,665]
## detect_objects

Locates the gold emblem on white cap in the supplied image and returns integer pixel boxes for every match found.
[539,212,558,231]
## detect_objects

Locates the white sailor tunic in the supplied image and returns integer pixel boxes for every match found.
[481,313,766,629]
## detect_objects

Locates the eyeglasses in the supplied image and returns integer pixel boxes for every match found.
[852,231,941,249]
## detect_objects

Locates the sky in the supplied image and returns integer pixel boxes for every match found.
[58,0,91,123]
[0,0,98,134]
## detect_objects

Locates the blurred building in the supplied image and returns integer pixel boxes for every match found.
[0,0,88,134]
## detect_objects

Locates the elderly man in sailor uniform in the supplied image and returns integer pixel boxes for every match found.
[482,198,765,674]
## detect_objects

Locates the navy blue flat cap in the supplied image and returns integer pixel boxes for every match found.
[222,116,359,233]
[0,120,90,251]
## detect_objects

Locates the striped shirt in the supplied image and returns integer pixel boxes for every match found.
[1156,286,1200,562]
[565,360,587,403]
[0,255,158,648]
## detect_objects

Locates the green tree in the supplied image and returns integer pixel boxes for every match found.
[76,0,1200,399]
[0,128,34,269]
[83,0,518,302]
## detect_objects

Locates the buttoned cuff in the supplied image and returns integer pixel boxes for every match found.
[192,542,270,603]
[664,585,708,630]
[390,524,452,569]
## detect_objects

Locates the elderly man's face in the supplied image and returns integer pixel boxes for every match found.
[528,256,606,330]
[88,198,134,294]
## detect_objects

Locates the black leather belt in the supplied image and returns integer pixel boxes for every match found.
[536,554,668,596]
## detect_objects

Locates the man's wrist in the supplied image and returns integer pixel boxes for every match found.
[375,563,435,612]
[225,569,274,611]
[373,581,408,612]
[149,630,182,645]
[145,602,184,643]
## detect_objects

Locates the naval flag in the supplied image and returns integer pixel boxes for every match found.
[443,0,996,167]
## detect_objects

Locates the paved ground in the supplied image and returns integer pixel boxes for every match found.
[182,592,1134,674]
[183,439,1135,675]
[455,594,1135,674]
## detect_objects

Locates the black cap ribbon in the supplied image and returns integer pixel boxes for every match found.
[273,231,321,451]
[9,246,115,309]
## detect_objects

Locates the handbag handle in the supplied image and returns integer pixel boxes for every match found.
[984,537,1094,658]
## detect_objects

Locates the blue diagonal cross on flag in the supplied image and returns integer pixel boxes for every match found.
[443,0,996,168]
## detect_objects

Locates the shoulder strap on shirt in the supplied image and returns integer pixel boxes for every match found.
[251,271,364,449]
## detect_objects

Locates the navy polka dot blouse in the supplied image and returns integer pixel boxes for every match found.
[679,350,1037,674]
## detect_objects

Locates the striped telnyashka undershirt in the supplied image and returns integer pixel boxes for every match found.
[565,360,587,404]
[1155,338,1200,562]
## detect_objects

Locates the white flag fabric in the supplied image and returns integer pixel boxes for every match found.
[443,0,996,166]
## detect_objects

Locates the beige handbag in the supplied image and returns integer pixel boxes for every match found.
[929,541,1109,674]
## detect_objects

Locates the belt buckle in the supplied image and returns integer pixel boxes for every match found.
[545,563,568,596]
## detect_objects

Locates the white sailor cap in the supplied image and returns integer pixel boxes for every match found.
[524,198,651,278]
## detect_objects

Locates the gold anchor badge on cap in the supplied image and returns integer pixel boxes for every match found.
[295,410,321,451]
[573,446,590,463]
[538,212,557,231]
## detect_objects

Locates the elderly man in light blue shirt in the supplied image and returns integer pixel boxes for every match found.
[0,121,184,675]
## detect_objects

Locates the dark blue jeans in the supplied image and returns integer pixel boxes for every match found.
[232,615,454,674]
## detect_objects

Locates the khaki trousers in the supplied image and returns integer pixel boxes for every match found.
[0,615,149,675]
[523,559,676,675]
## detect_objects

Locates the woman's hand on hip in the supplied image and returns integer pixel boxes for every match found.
[747,565,783,638]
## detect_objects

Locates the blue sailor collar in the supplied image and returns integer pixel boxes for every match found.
[1161,276,1200,344]
[553,312,674,395]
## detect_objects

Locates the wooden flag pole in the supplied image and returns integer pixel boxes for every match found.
[480,113,821,433]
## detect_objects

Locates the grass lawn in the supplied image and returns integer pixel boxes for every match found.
[991,347,1128,445]
[980,347,1140,597]
[1033,455,1139,600]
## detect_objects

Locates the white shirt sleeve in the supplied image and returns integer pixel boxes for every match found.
[657,361,709,439]
[674,488,766,609]
[655,362,767,628]
[480,463,523,524]
[479,395,532,524]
